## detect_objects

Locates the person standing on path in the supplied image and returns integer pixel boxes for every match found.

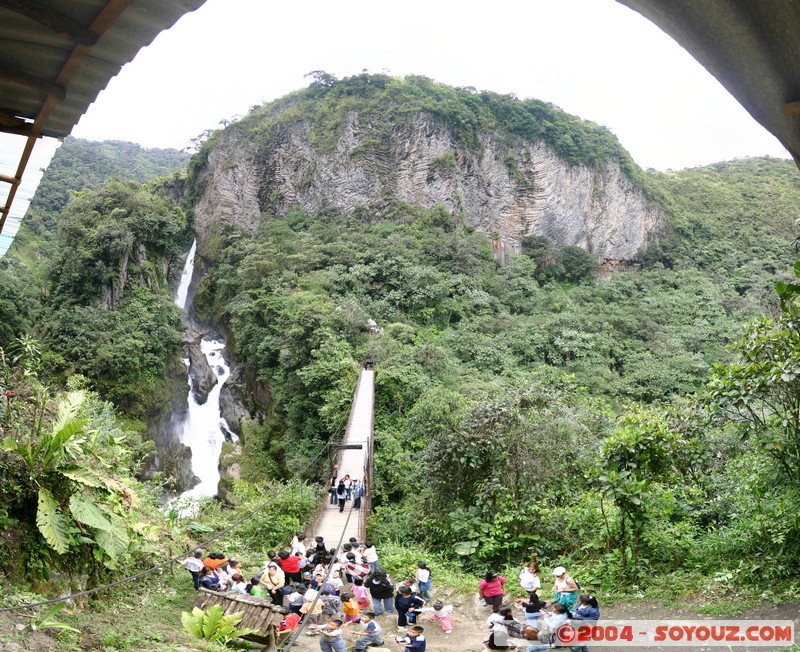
[479,571,507,613]
[415,561,432,604]
[551,565,579,613]
[395,586,424,630]
[367,570,395,616]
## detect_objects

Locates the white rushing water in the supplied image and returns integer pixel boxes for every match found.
[175,239,196,310]
[179,337,234,501]
[169,240,235,515]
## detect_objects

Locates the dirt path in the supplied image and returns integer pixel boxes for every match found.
[287,592,800,652]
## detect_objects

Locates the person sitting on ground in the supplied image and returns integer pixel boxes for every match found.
[516,590,547,627]
[249,576,268,599]
[570,594,600,652]
[180,549,204,590]
[230,573,248,594]
[198,566,221,590]
[346,611,384,652]
[486,606,525,650]
[395,625,426,652]
[215,561,231,590]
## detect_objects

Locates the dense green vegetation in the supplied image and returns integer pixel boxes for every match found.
[190,152,800,596]
[3,76,800,648]
[189,73,659,202]
[0,138,188,350]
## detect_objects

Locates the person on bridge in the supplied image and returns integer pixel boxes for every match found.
[336,481,348,512]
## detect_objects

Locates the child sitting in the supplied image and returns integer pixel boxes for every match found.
[230,573,248,594]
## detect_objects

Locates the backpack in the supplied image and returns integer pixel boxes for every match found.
[570,576,582,590]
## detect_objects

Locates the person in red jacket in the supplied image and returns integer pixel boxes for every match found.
[277,548,303,583]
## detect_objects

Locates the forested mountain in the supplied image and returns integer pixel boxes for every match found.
[1,75,800,637]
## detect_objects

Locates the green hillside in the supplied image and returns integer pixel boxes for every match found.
[1,77,799,647]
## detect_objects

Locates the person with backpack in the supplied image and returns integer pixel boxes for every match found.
[414,561,432,604]
[367,570,395,615]
[551,566,579,613]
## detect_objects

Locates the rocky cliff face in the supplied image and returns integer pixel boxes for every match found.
[192,113,663,261]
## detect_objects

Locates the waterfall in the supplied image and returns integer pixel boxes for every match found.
[170,240,235,515]
[175,239,196,310]
[178,337,233,501]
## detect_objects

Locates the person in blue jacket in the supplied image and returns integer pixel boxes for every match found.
[569,595,600,652]
[394,586,424,629]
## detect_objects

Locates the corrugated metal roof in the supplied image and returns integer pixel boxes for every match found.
[0,0,206,237]
[618,0,800,168]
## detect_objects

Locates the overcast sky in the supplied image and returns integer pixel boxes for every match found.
[67,0,790,172]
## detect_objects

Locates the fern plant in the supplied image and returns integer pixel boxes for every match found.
[181,605,258,644]
[1,389,131,567]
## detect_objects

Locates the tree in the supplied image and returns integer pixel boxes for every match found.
[705,313,800,483]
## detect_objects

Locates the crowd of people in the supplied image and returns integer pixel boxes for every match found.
[182,541,599,652]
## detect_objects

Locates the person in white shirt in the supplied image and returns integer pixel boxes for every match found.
[292,533,307,557]
[361,541,379,573]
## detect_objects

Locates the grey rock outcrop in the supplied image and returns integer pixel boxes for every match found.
[192,113,663,261]
[183,336,217,405]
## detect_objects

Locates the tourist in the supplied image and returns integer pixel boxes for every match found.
[292,533,307,556]
[352,577,370,610]
[420,599,453,634]
[336,481,348,512]
[288,585,307,615]
[301,591,324,625]
[345,552,370,581]
[342,474,353,500]
[180,549,204,590]
[347,611,384,652]
[198,566,220,590]
[394,625,426,652]
[519,555,541,594]
[320,587,344,617]
[309,619,346,652]
[570,594,600,652]
[277,548,303,584]
[329,477,338,505]
[367,570,395,616]
[414,561,432,604]
[361,540,380,574]
[352,479,363,509]
[249,576,268,599]
[341,591,361,623]
[260,562,286,603]
[551,566,579,613]
[479,571,507,613]
[330,569,344,595]
[230,573,248,594]
[203,551,228,570]
[394,585,423,630]
[516,590,547,627]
